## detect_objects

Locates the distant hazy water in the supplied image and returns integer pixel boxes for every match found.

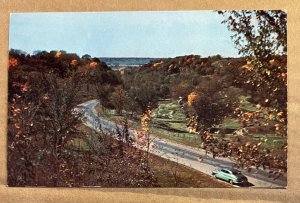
[99,57,162,69]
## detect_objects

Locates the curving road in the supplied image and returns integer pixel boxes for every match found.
[76,99,287,188]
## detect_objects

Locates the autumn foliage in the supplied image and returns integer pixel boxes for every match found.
[7,50,157,187]
[187,92,199,106]
[186,10,287,177]
[7,10,287,186]
[9,58,18,68]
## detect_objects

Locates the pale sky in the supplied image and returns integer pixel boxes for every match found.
[9,11,239,58]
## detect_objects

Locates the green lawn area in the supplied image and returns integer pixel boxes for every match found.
[219,118,241,129]
[239,95,258,112]
[252,133,286,150]
[150,101,202,147]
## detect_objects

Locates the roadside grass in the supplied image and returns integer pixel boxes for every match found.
[150,127,202,148]
[251,133,286,151]
[66,138,90,151]
[211,132,286,154]
[70,124,231,188]
[148,153,231,187]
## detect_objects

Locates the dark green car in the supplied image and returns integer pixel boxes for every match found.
[212,168,248,185]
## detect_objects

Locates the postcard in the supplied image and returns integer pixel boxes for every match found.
[7,10,287,189]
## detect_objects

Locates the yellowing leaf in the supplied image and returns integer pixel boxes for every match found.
[55,51,62,58]
[89,62,98,68]
[269,59,275,64]
[187,92,199,106]
[9,58,18,68]
[275,124,280,131]
[70,59,78,66]
[153,61,164,68]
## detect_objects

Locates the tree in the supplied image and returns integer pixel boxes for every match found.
[172,82,194,100]
[187,10,287,177]
[95,84,113,108]
[218,10,287,114]
[186,11,287,179]
[81,54,92,60]
[187,79,238,132]
[9,49,27,57]
[218,11,286,57]
[218,10,287,136]
[110,86,129,115]
[140,105,153,169]
[128,81,160,112]
[7,69,84,186]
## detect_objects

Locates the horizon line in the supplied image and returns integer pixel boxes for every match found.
[9,48,240,59]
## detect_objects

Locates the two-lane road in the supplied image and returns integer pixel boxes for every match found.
[77,99,287,188]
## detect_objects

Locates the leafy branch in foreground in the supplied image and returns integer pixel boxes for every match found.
[186,10,287,178]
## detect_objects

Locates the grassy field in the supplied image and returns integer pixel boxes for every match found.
[150,100,203,147]
[238,95,258,112]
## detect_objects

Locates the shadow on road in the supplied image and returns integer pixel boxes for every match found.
[237,181,255,187]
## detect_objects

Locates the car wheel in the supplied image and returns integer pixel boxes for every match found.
[229,179,233,185]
